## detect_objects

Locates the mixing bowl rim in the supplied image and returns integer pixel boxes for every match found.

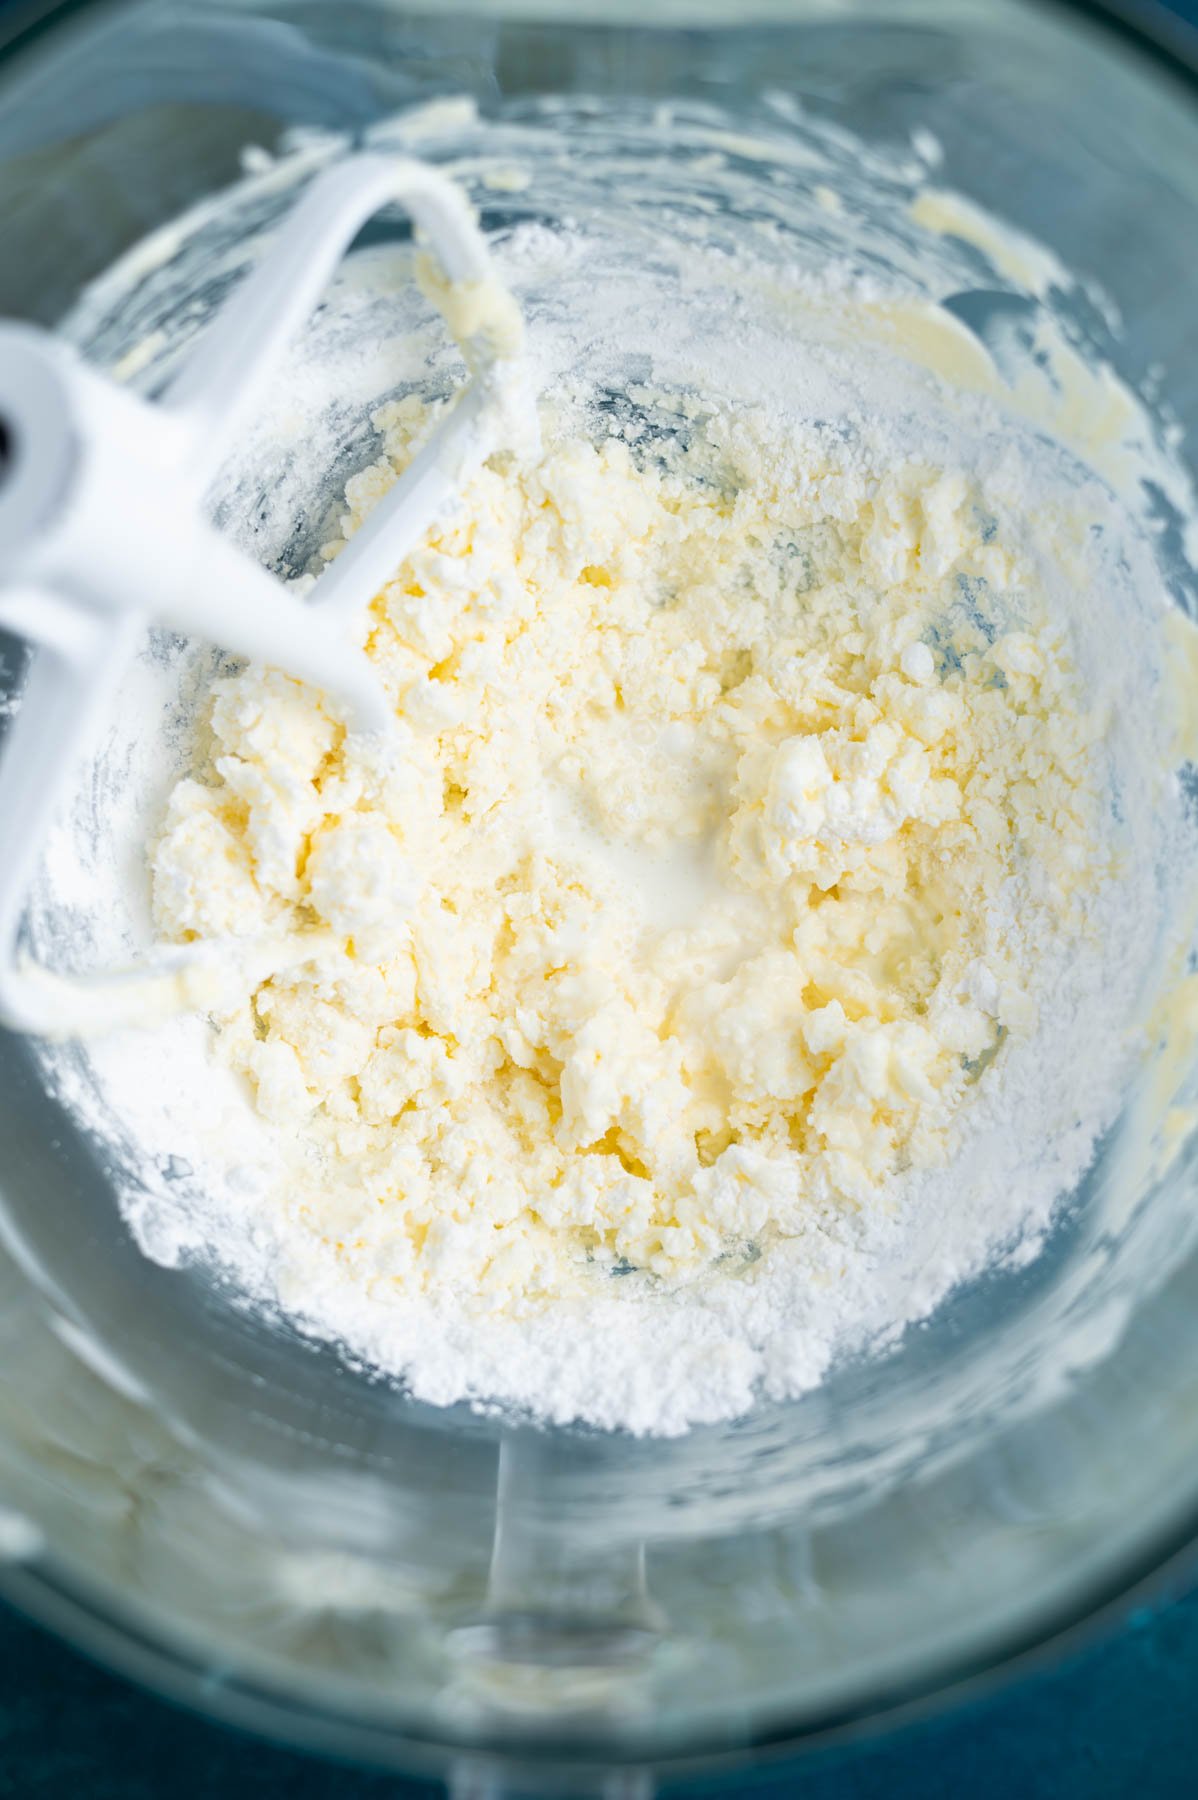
[1,0,1198,1780]
[0,1498,1195,1784]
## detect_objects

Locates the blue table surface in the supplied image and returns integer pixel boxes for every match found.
[5,0,1198,1793]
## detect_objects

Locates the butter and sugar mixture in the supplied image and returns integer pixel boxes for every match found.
[152,391,1111,1302]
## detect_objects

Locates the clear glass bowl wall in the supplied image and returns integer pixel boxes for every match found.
[0,0,1197,1786]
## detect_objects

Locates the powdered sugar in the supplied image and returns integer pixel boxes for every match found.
[44,849,1156,1437]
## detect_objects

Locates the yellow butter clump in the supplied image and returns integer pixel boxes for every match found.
[153,398,1109,1303]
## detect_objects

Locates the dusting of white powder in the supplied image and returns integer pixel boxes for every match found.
[28,164,1192,1437]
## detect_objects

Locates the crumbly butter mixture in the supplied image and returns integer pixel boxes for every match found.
[152,396,1107,1304]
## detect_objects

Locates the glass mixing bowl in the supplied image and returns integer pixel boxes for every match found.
[2,0,1198,1789]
